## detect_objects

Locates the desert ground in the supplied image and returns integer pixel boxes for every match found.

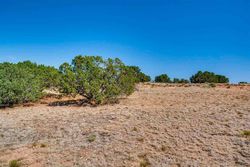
[0,83,249,167]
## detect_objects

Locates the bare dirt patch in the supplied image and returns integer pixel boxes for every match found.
[0,84,249,167]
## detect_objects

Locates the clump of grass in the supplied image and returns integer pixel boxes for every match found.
[140,160,150,167]
[137,137,144,142]
[161,145,167,152]
[9,160,21,167]
[237,111,243,118]
[241,130,250,137]
[139,158,150,167]
[209,83,216,88]
[133,127,138,132]
[208,121,214,125]
[87,134,96,142]
[40,143,47,148]
[32,142,37,147]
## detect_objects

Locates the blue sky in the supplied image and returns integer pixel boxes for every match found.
[0,0,249,83]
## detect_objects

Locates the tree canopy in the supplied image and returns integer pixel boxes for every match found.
[127,66,151,82]
[0,62,43,106]
[155,74,171,83]
[190,71,229,83]
[59,56,137,104]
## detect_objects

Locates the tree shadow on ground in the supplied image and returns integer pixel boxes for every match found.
[48,99,97,107]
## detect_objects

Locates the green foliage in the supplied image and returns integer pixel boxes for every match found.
[59,62,77,95]
[216,74,229,83]
[17,61,61,89]
[155,74,171,83]
[59,55,137,104]
[190,71,229,83]
[0,63,43,106]
[128,66,151,82]
[172,78,189,83]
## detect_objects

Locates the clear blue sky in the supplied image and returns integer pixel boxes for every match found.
[0,0,249,83]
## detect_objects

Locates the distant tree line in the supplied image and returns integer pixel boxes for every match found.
[238,81,248,84]
[154,74,189,83]
[154,71,229,83]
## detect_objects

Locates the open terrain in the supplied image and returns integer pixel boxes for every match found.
[0,84,250,167]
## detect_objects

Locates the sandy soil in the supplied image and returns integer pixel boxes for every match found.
[0,84,249,167]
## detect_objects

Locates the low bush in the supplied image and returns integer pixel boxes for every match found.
[59,56,137,104]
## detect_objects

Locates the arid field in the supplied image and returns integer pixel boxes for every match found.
[0,83,249,167]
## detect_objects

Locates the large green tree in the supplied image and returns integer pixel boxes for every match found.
[155,74,171,83]
[190,71,229,83]
[59,56,137,104]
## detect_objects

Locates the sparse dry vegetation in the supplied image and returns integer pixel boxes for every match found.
[87,134,96,142]
[241,130,250,137]
[8,160,21,167]
[0,83,249,166]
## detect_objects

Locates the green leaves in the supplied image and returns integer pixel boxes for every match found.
[0,61,62,106]
[0,63,43,105]
[17,61,61,89]
[59,56,137,104]
[127,66,151,82]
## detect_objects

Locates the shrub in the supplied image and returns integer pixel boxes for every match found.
[128,66,151,82]
[59,55,137,104]
[190,71,229,83]
[0,63,43,106]
[155,74,171,83]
